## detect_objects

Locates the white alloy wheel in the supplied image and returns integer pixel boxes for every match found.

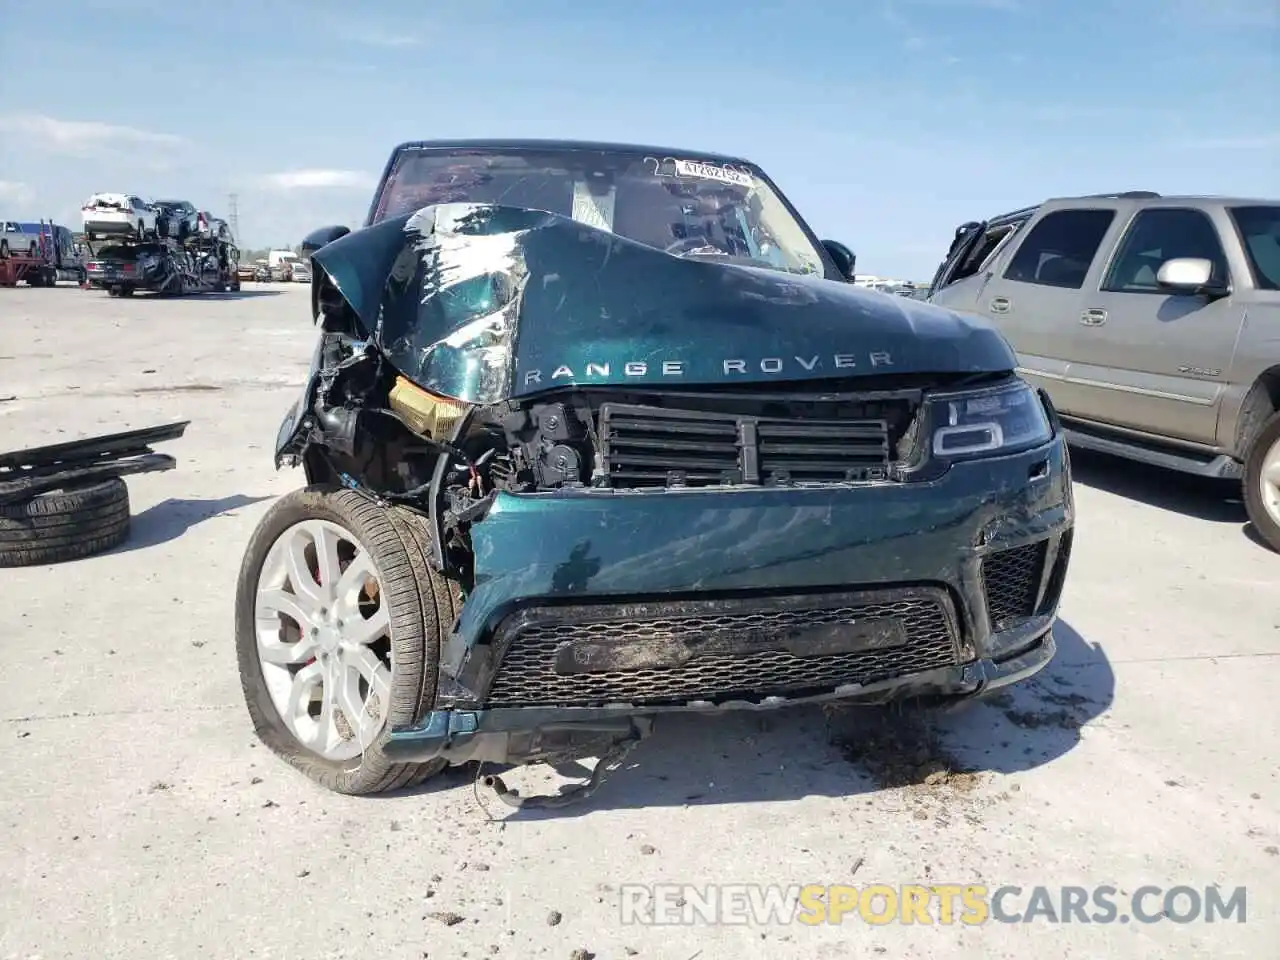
[236,487,460,794]
[1259,433,1280,528]
[255,518,392,761]
[1243,410,1280,554]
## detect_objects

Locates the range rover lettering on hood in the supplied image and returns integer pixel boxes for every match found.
[522,351,894,385]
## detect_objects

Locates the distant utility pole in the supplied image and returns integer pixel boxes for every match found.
[228,193,240,243]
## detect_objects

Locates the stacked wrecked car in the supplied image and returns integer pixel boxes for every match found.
[80,193,240,296]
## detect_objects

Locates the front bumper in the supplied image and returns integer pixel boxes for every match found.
[386,628,1056,764]
[388,437,1074,765]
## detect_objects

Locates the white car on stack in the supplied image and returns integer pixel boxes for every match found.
[81,193,157,240]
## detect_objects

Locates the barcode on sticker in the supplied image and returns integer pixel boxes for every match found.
[673,160,753,187]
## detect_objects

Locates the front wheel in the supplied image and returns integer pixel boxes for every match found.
[235,486,460,795]
[1243,410,1280,553]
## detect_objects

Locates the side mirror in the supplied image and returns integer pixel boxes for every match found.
[1156,257,1227,297]
[821,239,857,281]
[300,225,351,257]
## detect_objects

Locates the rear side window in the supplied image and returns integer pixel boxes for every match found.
[1229,205,1280,291]
[1003,209,1115,289]
[1102,208,1228,293]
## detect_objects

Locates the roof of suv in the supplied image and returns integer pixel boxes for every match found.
[989,191,1277,224]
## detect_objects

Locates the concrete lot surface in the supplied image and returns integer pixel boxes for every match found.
[1,284,1276,960]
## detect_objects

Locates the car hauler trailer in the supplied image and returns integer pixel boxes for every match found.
[0,220,84,286]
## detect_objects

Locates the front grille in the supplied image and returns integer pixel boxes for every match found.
[981,540,1048,630]
[598,402,890,487]
[1036,530,1072,615]
[483,588,962,708]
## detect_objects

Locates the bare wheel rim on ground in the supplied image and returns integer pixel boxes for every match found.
[254,518,394,762]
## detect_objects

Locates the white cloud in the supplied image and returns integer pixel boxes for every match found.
[1175,133,1280,152]
[0,180,33,203]
[352,28,422,47]
[318,11,424,47]
[907,0,1021,8]
[0,113,186,157]
[259,169,376,190]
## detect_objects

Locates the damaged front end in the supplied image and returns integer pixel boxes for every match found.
[272,202,1073,769]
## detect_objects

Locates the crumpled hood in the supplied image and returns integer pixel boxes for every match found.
[311,202,1015,404]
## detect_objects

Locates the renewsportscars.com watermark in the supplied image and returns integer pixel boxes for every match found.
[619,884,1248,926]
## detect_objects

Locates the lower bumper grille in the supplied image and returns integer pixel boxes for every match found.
[482,588,963,708]
[981,540,1049,630]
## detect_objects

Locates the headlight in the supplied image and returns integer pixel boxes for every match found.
[929,380,1053,460]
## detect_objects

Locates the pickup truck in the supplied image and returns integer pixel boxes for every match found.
[0,221,41,258]
[929,192,1280,552]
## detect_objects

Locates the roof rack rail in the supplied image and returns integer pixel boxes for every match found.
[986,203,1041,225]
[963,190,1163,232]
[1079,190,1161,199]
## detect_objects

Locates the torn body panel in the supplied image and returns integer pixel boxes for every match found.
[0,421,188,505]
[307,202,1017,404]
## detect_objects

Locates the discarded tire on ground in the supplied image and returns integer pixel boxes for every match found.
[0,477,132,567]
[234,486,457,795]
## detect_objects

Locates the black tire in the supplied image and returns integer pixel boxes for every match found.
[0,240,9,259]
[0,477,131,567]
[121,285,135,297]
[234,486,453,795]
[1243,410,1280,553]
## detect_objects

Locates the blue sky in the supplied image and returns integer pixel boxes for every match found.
[1,0,1275,278]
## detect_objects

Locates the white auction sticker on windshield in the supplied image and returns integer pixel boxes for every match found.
[673,160,753,187]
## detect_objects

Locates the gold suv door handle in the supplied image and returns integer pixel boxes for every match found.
[1080,308,1107,326]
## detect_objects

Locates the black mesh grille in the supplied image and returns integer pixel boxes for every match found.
[483,588,962,708]
[598,402,890,488]
[982,540,1048,630]
[1036,531,1073,615]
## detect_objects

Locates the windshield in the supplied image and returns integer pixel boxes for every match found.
[93,245,137,260]
[371,147,829,278]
